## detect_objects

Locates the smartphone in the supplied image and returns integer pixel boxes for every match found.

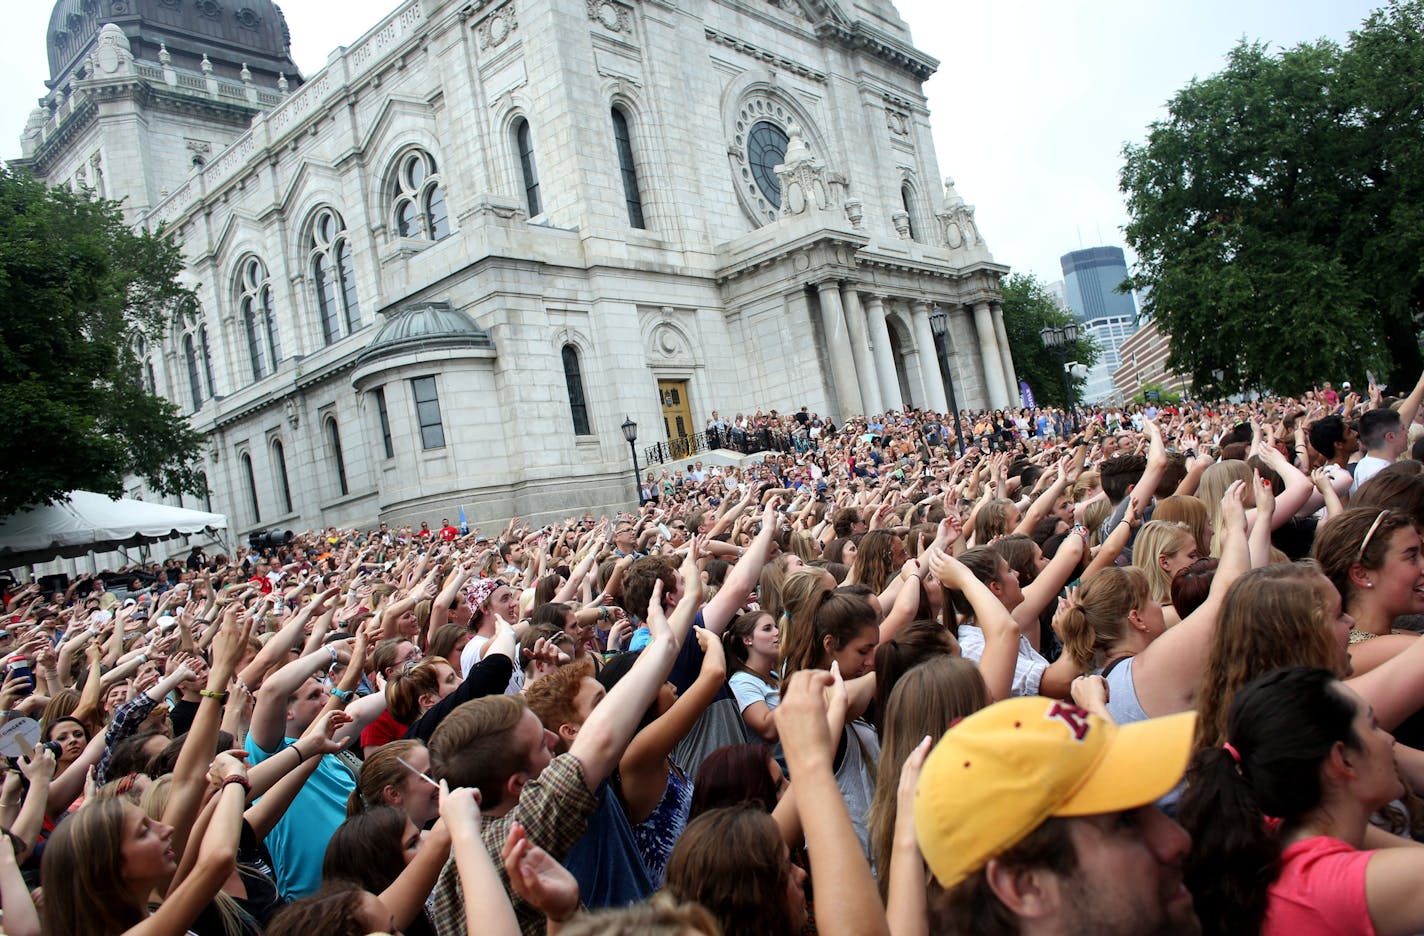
[4,655,33,695]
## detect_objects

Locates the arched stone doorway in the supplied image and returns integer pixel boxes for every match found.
[886,317,916,408]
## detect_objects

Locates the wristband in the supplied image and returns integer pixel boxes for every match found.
[327,645,339,667]
[290,744,308,766]
[221,774,251,794]
[330,687,352,702]
[199,689,228,703]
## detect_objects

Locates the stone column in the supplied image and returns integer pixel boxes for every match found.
[840,287,882,417]
[911,300,949,413]
[815,280,864,419]
[973,300,1010,410]
[991,301,1021,406]
[863,295,903,412]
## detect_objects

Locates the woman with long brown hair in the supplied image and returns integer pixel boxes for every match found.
[39,752,250,936]
[663,805,807,936]
[866,656,989,901]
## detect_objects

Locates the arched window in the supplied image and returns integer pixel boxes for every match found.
[144,360,157,395]
[271,439,293,514]
[184,334,203,407]
[326,417,349,497]
[199,325,217,398]
[747,121,790,210]
[240,452,261,523]
[238,257,281,381]
[611,107,645,229]
[410,376,446,450]
[390,150,450,241]
[901,184,919,242]
[310,208,361,344]
[514,119,541,217]
[373,386,395,460]
[561,345,591,436]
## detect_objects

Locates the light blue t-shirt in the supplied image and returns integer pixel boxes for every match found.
[728,670,780,714]
[245,733,356,901]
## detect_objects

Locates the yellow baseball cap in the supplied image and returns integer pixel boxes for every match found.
[914,697,1195,887]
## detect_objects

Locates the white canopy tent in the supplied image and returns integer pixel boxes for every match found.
[0,492,228,569]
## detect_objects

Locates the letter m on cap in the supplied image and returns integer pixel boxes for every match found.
[1046,702,1091,741]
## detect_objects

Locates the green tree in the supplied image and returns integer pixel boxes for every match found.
[0,168,206,516]
[999,273,1102,409]
[1120,1,1424,398]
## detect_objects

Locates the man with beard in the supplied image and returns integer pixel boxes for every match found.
[915,696,1201,936]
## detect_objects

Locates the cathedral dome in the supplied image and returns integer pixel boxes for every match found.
[47,0,300,88]
[354,302,496,371]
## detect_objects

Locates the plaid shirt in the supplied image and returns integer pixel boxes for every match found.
[429,752,597,936]
[95,693,160,785]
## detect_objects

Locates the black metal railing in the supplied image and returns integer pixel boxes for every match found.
[643,426,802,465]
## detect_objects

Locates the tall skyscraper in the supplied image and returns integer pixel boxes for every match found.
[1060,247,1139,403]
[1060,247,1138,322]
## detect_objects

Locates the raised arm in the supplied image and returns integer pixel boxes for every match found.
[776,671,890,936]
[566,574,689,791]
[1128,420,1168,517]
[161,608,251,865]
[930,549,1018,703]
[440,784,522,936]
[247,637,349,753]
[618,625,723,821]
[701,495,782,635]
[237,587,337,692]
[136,755,248,936]
[1135,480,1249,715]
[1014,532,1087,637]
[1012,464,1068,536]
[885,736,932,936]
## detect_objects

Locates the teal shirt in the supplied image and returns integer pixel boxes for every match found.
[244,733,357,901]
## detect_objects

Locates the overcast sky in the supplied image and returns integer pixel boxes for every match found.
[0,0,1382,283]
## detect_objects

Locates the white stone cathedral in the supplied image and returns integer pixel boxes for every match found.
[15,0,1019,536]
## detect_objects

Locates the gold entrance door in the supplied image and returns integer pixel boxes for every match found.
[659,379,694,458]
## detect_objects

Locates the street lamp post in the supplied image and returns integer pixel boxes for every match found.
[1039,321,1082,434]
[927,306,966,456]
[621,416,642,505]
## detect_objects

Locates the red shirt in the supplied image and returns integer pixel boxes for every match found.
[248,574,272,594]
[359,709,411,751]
[439,525,459,541]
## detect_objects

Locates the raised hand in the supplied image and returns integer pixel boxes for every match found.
[1252,469,1276,520]
[1220,479,1248,532]
[206,749,249,787]
[775,669,837,774]
[298,708,353,755]
[501,822,580,924]
[19,745,56,784]
[438,778,482,833]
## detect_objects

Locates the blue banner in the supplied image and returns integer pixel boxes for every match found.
[458,506,469,535]
[1020,380,1036,409]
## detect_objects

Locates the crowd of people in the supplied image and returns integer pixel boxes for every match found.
[2,370,1424,935]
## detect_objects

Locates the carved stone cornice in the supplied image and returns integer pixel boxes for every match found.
[23,79,262,176]
[704,27,827,83]
[814,21,938,82]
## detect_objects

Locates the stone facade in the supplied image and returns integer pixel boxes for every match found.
[15,0,1018,539]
